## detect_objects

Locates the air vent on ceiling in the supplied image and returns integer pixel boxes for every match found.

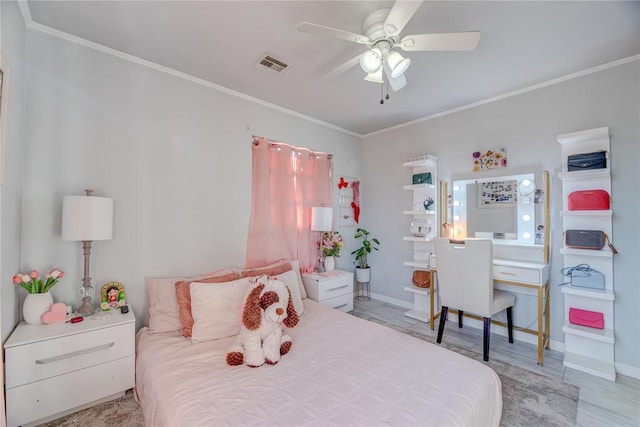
[255,53,290,75]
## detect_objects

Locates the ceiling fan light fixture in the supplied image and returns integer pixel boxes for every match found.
[359,48,382,74]
[386,51,411,78]
[364,69,384,84]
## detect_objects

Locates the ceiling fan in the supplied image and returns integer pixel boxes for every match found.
[298,0,480,100]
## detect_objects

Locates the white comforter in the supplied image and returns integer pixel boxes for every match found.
[135,299,502,426]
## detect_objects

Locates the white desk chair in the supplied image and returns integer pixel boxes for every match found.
[434,237,515,362]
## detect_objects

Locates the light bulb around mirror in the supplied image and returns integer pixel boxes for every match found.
[522,214,531,221]
[522,232,532,239]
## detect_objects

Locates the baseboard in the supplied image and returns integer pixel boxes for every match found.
[615,362,640,379]
[368,292,412,309]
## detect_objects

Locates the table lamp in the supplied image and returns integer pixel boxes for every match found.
[311,206,333,271]
[62,189,114,316]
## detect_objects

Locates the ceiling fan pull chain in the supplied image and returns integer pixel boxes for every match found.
[380,75,385,104]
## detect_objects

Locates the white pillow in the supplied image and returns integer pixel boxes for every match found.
[289,260,307,299]
[190,278,250,343]
[272,269,304,315]
[146,268,236,334]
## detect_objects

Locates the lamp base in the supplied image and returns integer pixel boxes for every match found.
[76,297,96,317]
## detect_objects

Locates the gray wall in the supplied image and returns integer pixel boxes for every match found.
[11,28,361,333]
[362,60,639,372]
[1,1,27,341]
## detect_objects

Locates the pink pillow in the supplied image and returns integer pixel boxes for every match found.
[240,260,292,278]
[146,268,235,334]
[175,272,241,337]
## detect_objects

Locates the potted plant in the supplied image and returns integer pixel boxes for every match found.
[351,228,380,282]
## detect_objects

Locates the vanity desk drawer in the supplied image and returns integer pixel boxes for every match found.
[492,259,549,285]
[493,265,540,284]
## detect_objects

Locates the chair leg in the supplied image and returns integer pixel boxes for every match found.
[437,306,448,344]
[458,310,464,328]
[507,306,514,344]
[483,317,491,362]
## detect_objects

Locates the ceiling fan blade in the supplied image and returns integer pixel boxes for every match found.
[383,62,408,92]
[399,32,481,51]
[298,22,370,45]
[384,0,424,37]
[326,54,362,79]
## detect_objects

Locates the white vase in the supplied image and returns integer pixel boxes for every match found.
[23,292,54,325]
[324,256,336,272]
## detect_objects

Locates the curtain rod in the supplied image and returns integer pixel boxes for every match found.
[252,135,333,160]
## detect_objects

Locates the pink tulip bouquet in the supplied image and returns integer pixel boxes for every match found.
[12,268,65,294]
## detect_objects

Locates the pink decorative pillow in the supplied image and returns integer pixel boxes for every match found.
[176,272,241,337]
[240,260,292,278]
[146,268,235,334]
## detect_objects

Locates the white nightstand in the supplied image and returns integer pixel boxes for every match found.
[302,270,354,312]
[4,310,136,427]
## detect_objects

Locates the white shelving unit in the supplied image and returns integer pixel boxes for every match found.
[402,155,438,323]
[557,126,616,381]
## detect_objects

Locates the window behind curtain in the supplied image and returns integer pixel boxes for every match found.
[246,137,333,270]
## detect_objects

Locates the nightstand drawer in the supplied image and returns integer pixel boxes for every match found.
[320,292,354,312]
[6,356,134,427]
[5,322,134,388]
[315,276,352,300]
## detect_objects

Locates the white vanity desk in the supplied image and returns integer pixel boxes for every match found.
[431,171,551,365]
[430,244,550,365]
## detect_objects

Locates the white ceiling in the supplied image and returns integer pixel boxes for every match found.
[25,1,640,136]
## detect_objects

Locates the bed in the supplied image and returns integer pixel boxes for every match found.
[135,262,502,426]
[135,261,503,427]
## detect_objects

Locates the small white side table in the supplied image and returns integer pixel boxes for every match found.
[4,310,136,427]
[302,270,354,312]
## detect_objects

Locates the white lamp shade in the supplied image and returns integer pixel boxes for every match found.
[62,195,114,241]
[311,207,333,232]
[386,51,411,78]
[359,48,382,74]
[364,68,384,83]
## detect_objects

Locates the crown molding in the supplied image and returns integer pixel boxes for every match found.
[16,2,361,139]
[364,54,640,138]
[16,1,638,139]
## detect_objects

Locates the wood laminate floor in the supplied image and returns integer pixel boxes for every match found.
[353,298,640,427]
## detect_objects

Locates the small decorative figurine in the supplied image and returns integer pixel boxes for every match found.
[100,282,126,311]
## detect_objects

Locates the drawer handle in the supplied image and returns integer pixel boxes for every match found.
[328,284,348,292]
[35,342,115,365]
[333,303,348,309]
[497,271,516,276]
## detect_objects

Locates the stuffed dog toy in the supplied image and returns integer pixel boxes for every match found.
[226,276,299,367]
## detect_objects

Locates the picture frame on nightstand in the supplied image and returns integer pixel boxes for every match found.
[100,281,126,311]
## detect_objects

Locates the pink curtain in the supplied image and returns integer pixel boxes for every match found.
[246,137,332,270]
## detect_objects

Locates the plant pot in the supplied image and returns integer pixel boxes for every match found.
[355,266,371,283]
[324,256,335,272]
[23,292,54,325]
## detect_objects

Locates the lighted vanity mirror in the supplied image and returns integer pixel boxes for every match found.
[452,173,539,245]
